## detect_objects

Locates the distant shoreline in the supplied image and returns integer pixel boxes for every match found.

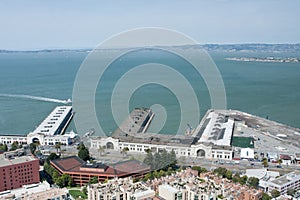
[225,57,300,63]
[1,43,300,53]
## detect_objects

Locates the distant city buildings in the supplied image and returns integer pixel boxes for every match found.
[0,153,39,192]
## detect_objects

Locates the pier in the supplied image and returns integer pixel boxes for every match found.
[32,106,73,136]
[112,108,154,137]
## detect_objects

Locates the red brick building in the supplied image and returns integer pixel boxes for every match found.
[50,156,150,186]
[0,153,40,192]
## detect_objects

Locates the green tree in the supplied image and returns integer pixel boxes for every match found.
[213,167,228,178]
[247,177,259,189]
[239,175,248,185]
[82,186,88,195]
[121,147,129,157]
[144,148,151,154]
[262,158,269,168]
[47,153,59,163]
[232,173,240,183]
[29,143,37,155]
[55,174,73,188]
[10,141,19,151]
[271,189,280,198]
[55,142,61,156]
[225,170,233,180]
[0,143,8,152]
[154,152,162,170]
[78,144,90,161]
[261,193,272,200]
[89,176,98,184]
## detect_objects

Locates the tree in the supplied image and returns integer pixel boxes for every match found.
[89,176,98,184]
[261,193,272,200]
[0,143,8,152]
[225,170,233,180]
[153,152,162,170]
[213,167,228,178]
[29,143,37,155]
[10,141,20,151]
[232,173,240,183]
[271,189,280,198]
[47,153,59,163]
[98,146,106,156]
[82,186,88,195]
[144,148,151,154]
[239,175,248,185]
[55,174,73,188]
[78,144,90,161]
[121,147,129,157]
[55,142,61,156]
[262,158,268,168]
[191,166,207,174]
[247,177,259,189]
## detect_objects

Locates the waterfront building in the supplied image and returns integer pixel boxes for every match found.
[0,153,39,192]
[91,110,234,160]
[50,156,150,186]
[0,106,76,146]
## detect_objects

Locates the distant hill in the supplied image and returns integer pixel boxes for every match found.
[1,44,300,53]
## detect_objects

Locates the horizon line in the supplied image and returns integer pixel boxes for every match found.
[1,43,300,52]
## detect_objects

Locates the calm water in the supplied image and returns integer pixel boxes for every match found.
[0,50,299,136]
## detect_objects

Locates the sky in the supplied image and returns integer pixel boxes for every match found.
[0,0,299,50]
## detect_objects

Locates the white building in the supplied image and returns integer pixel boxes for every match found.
[267,171,300,195]
[245,168,280,192]
[90,110,234,160]
[240,148,255,159]
[158,185,181,200]
[0,181,70,200]
[0,106,75,147]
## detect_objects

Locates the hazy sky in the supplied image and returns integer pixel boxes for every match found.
[1,0,299,50]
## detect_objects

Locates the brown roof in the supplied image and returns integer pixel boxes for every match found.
[51,156,150,176]
[51,156,84,171]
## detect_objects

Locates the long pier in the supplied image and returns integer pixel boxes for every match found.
[32,106,73,136]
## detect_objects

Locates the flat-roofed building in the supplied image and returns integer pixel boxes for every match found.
[0,154,39,192]
[268,171,300,195]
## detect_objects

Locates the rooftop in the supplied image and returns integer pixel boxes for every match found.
[271,171,300,186]
[0,154,37,168]
[112,108,153,136]
[51,156,150,176]
[30,106,72,136]
[196,110,234,146]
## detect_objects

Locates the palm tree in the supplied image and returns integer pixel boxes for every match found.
[55,142,61,156]
[121,147,129,157]
[98,146,106,157]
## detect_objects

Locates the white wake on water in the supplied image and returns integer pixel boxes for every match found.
[0,93,71,104]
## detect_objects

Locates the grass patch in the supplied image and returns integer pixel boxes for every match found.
[69,190,87,200]
[232,136,254,148]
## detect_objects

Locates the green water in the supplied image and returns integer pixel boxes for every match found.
[0,50,299,136]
